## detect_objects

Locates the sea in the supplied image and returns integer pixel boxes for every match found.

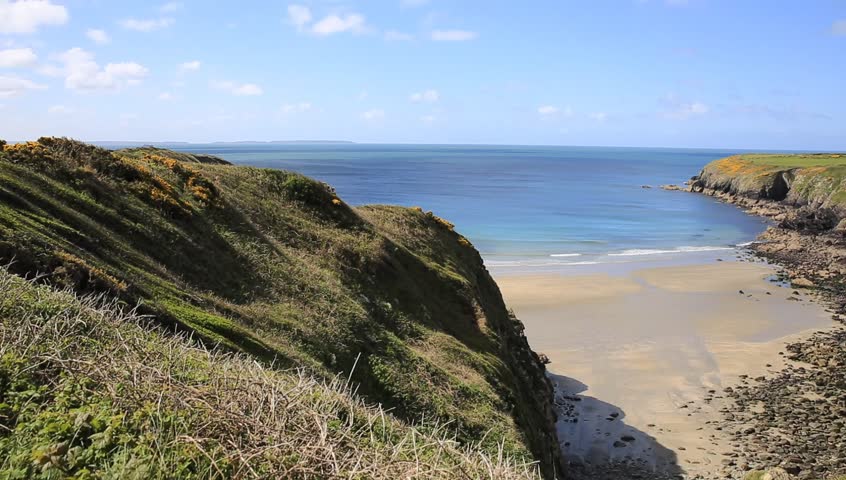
[109,143,770,270]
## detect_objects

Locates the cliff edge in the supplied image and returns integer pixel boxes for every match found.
[689,152,846,479]
[0,138,562,478]
[691,153,846,224]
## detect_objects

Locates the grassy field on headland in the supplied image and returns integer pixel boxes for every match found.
[0,138,560,478]
[694,153,846,214]
[692,152,846,480]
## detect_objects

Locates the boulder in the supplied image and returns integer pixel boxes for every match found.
[762,467,792,480]
[791,277,815,288]
[778,207,839,233]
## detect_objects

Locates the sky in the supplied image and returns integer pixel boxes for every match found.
[0,0,845,149]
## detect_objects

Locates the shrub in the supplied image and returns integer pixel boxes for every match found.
[281,175,326,204]
[51,251,127,295]
[0,270,543,479]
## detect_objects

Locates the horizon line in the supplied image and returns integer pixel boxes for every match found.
[6,138,845,153]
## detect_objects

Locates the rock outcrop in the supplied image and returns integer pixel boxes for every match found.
[689,153,846,480]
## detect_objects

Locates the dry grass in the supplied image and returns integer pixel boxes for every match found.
[0,268,542,479]
[0,138,562,477]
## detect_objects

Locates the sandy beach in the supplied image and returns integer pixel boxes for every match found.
[495,257,833,478]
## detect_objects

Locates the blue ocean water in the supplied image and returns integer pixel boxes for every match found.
[129,144,769,267]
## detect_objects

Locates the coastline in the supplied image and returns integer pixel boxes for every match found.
[494,254,834,480]
[684,181,846,478]
[491,160,846,479]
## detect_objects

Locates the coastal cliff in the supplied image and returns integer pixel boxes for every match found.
[691,153,846,222]
[0,138,562,478]
[690,153,846,479]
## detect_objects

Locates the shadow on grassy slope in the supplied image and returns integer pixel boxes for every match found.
[0,268,543,479]
[0,138,563,478]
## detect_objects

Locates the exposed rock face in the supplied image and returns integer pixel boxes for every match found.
[691,155,846,218]
[689,158,846,480]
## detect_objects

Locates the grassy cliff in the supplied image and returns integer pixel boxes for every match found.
[0,138,561,478]
[0,267,541,479]
[692,153,846,216]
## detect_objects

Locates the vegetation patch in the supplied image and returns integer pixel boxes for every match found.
[0,269,542,479]
[698,153,846,213]
[0,138,562,477]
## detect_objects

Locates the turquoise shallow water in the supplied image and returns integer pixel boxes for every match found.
[111,143,770,267]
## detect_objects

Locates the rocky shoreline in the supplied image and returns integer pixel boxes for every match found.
[689,183,846,480]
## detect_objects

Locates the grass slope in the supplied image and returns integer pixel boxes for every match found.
[0,268,540,479]
[696,153,846,212]
[115,146,232,165]
[0,138,561,478]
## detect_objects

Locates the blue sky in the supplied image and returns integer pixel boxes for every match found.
[0,0,845,149]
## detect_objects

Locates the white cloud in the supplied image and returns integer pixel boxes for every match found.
[35,62,61,76]
[660,93,709,120]
[537,105,558,115]
[120,17,174,32]
[287,4,312,30]
[52,48,149,92]
[212,80,263,96]
[0,0,68,34]
[47,104,72,114]
[666,101,708,119]
[538,105,573,117]
[431,30,477,41]
[410,89,439,103]
[286,5,368,36]
[158,92,174,101]
[833,20,846,36]
[179,60,201,72]
[589,112,608,122]
[0,47,37,67]
[233,84,262,96]
[360,108,384,120]
[0,75,46,97]
[281,102,312,113]
[421,114,435,124]
[159,2,183,13]
[384,30,413,41]
[86,29,110,45]
[312,13,366,35]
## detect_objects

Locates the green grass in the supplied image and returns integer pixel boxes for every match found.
[115,145,231,165]
[730,153,846,168]
[0,268,543,479]
[0,138,561,477]
[699,153,846,212]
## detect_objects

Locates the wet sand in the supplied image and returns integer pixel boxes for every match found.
[495,259,833,477]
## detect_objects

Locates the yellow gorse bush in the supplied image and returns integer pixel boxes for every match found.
[54,250,128,294]
[2,141,46,154]
[128,153,222,209]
